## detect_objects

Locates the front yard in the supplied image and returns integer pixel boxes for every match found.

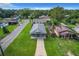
[4,23,37,56]
[0,25,17,40]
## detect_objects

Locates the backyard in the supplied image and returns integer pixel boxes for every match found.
[4,23,37,56]
[0,25,17,41]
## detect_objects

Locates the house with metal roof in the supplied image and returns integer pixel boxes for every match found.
[30,23,47,39]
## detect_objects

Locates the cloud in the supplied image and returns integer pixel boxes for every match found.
[0,3,51,10]
[0,3,16,9]
[31,7,51,10]
[64,7,79,10]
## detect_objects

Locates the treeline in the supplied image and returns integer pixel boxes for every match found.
[0,6,79,24]
[49,6,79,25]
[0,8,49,19]
[18,9,49,18]
[0,8,16,18]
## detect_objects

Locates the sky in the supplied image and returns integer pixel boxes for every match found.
[0,3,79,10]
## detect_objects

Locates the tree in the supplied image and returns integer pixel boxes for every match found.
[0,8,16,18]
[48,6,65,37]
[49,6,65,25]
[0,17,2,20]
[2,26,9,34]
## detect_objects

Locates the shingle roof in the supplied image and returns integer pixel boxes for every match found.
[55,25,69,33]
[30,23,47,34]
[55,25,70,36]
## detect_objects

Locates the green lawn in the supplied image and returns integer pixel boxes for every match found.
[0,25,17,40]
[4,23,37,56]
[44,35,79,56]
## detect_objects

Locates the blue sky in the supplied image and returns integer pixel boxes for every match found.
[0,3,79,10]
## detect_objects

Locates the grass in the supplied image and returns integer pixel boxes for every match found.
[4,23,37,56]
[44,35,79,56]
[0,25,17,40]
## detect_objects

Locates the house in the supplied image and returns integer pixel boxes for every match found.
[54,25,71,37]
[48,24,72,38]
[8,19,18,25]
[30,23,47,39]
[32,15,50,24]
[39,15,50,19]
[0,22,8,28]
[8,16,20,25]
[0,19,9,28]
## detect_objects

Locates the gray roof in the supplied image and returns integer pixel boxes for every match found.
[30,23,47,34]
[39,15,50,19]
[33,19,50,23]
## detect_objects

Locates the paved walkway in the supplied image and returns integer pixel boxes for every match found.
[0,20,29,53]
[35,38,47,56]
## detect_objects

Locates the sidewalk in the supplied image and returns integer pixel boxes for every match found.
[35,38,47,56]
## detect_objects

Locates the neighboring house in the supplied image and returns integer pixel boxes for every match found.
[8,19,18,25]
[48,24,71,38]
[0,19,9,28]
[0,22,8,28]
[54,25,71,37]
[8,16,20,25]
[39,15,50,19]
[33,15,50,24]
[3,18,13,25]
[30,23,47,39]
